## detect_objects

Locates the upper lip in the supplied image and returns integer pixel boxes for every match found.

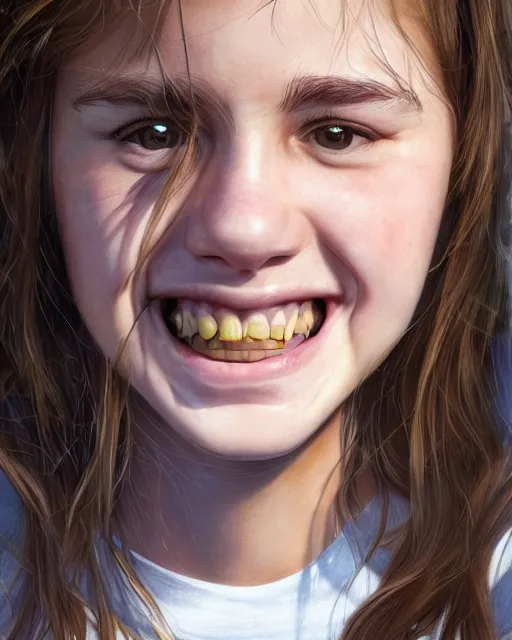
[151,286,342,311]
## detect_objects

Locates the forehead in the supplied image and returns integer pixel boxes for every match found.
[60,0,439,110]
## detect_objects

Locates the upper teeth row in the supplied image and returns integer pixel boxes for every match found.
[168,300,320,342]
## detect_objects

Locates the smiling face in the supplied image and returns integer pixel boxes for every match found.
[51,0,453,460]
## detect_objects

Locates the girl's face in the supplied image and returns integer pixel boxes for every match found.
[52,0,453,459]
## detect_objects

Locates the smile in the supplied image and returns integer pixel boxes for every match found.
[161,298,327,363]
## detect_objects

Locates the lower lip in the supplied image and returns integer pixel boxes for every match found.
[151,299,341,386]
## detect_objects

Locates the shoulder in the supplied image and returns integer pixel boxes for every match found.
[492,332,512,443]
[0,397,28,549]
[0,467,25,634]
[0,395,30,543]
[490,333,512,637]
[490,526,512,638]
[0,469,24,531]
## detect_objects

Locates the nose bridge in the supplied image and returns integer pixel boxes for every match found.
[183,126,307,272]
[217,128,270,216]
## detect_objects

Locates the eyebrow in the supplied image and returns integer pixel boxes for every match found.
[72,75,194,112]
[280,75,423,114]
[72,72,422,117]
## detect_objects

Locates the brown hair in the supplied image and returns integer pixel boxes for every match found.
[0,0,511,638]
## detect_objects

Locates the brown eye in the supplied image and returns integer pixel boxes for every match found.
[123,123,185,151]
[314,125,354,151]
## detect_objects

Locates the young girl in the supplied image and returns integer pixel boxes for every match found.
[0,0,511,638]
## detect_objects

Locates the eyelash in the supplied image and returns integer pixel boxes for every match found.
[112,116,188,144]
[298,112,378,146]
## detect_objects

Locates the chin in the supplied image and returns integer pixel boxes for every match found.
[129,366,351,461]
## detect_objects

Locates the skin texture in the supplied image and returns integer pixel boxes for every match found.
[51,0,453,584]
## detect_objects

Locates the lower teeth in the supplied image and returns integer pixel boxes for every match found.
[206,336,284,351]
[189,334,306,362]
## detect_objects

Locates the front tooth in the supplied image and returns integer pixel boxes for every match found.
[248,350,266,362]
[293,316,308,335]
[284,303,299,341]
[197,305,218,341]
[245,313,270,340]
[299,301,315,329]
[269,310,285,341]
[171,309,183,333]
[183,312,197,338]
[198,315,217,340]
[181,305,198,338]
[218,311,243,342]
[225,350,243,362]
[241,320,259,340]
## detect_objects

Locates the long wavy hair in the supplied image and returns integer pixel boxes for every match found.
[0,0,511,638]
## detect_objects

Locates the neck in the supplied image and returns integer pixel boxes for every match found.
[116,402,375,586]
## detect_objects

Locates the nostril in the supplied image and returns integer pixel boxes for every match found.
[197,253,292,273]
[265,255,293,268]
[200,255,228,265]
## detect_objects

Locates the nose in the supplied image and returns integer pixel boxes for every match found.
[183,139,308,273]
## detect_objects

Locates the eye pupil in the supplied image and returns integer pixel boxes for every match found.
[315,125,353,150]
[139,124,181,150]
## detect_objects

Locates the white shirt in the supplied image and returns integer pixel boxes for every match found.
[82,492,512,640]
[0,474,512,639]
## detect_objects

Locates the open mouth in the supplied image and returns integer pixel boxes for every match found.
[161,298,327,363]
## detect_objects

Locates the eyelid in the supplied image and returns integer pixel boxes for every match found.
[298,112,379,142]
[111,116,191,142]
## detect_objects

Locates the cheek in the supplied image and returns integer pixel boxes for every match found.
[52,142,161,291]
[296,151,450,325]
[51,138,164,350]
